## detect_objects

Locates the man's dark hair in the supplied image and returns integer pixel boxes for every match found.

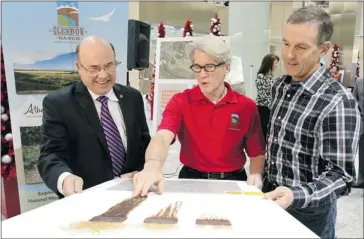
[76,42,115,60]
[287,5,333,45]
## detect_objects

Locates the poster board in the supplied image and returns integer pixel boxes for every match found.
[152,36,244,134]
[1,1,129,213]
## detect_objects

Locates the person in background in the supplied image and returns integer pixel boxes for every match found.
[263,6,361,238]
[330,65,341,82]
[38,36,150,198]
[255,53,280,140]
[353,76,364,189]
[132,35,266,196]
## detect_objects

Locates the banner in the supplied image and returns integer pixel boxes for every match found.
[152,37,196,133]
[2,1,129,213]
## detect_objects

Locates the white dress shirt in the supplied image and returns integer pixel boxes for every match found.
[57,88,127,195]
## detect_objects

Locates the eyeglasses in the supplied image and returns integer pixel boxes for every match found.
[190,62,225,73]
[78,60,121,74]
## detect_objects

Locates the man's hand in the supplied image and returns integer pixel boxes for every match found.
[132,163,164,197]
[62,174,83,197]
[120,171,138,178]
[247,173,263,189]
[264,186,294,209]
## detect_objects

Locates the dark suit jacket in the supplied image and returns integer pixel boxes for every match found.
[38,82,150,197]
[353,77,364,135]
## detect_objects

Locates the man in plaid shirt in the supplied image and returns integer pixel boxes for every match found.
[263,5,362,238]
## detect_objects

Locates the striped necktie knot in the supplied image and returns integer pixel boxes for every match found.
[97,95,108,105]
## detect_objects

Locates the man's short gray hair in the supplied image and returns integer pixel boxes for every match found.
[185,35,231,64]
[287,5,333,45]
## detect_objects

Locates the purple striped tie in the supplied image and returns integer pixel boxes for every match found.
[97,96,125,176]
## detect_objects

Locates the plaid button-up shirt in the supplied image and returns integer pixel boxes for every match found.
[266,66,362,209]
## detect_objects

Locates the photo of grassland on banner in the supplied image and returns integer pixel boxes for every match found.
[13,53,79,95]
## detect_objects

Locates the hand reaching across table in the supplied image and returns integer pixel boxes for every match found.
[132,164,165,197]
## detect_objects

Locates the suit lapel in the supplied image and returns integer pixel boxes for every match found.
[75,82,109,156]
[113,84,132,157]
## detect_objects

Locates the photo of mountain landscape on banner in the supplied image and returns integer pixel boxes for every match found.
[13,51,79,95]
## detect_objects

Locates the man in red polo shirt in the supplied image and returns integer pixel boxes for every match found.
[132,35,265,196]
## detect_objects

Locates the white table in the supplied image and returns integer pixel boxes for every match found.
[2,178,318,238]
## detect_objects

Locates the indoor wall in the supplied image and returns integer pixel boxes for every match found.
[329,1,358,87]
[353,2,363,80]
[139,2,228,35]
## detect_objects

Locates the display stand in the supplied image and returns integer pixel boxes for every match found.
[1,177,21,219]
[2,178,319,238]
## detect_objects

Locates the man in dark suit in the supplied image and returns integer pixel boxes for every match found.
[38,35,150,197]
[353,77,364,188]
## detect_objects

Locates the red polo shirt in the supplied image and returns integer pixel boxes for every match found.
[158,83,265,172]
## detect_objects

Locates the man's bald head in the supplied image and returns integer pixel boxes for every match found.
[76,35,115,60]
[75,35,118,95]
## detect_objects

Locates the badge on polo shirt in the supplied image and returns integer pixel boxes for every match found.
[229,113,240,131]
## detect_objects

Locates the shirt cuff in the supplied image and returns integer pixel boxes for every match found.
[247,151,266,158]
[289,185,311,209]
[57,172,72,195]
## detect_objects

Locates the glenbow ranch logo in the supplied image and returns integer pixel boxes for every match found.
[49,1,87,43]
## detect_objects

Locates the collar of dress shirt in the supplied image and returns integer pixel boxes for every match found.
[284,66,326,95]
[87,87,119,102]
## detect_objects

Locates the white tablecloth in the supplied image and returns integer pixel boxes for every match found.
[1,178,318,238]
